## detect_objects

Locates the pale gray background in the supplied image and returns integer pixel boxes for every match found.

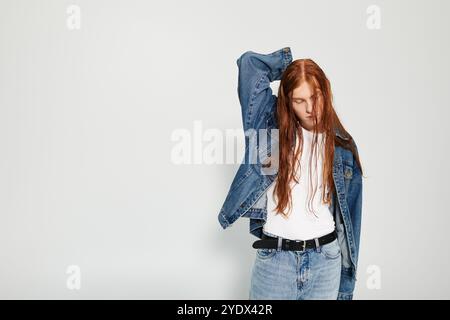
[0,0,449,299]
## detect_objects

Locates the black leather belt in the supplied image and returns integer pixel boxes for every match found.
[252,230,337,251]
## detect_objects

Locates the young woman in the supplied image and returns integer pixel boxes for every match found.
[218,47,363,300]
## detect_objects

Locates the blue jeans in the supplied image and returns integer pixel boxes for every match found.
[249,238,342,300]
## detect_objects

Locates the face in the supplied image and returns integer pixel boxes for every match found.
[291,81,323,131]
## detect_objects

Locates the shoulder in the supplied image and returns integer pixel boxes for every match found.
[335,144,354,166]
[334,134,359,165]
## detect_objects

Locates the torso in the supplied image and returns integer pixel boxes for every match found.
[263,126,336,240]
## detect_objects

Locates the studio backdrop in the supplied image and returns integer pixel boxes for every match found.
[0,0,449,299]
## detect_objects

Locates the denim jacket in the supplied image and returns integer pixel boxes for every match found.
[217,47,363,300]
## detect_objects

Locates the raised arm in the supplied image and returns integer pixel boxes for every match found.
[236,47,293,133]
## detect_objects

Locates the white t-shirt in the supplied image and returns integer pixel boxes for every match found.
[263,126,335,240]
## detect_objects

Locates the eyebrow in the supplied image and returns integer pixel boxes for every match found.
[292,94,314,100]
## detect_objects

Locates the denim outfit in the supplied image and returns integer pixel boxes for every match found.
[217,47,363,300]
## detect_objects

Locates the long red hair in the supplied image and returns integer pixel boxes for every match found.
[272,58,363,218]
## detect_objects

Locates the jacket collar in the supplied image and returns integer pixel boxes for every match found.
[334,127,350,140]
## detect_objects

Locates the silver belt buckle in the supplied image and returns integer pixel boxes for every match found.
[295,239,306,251]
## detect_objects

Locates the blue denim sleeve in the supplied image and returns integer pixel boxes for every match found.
[236,47,293,133]
[338,141,363,300]
[349,141,363,261]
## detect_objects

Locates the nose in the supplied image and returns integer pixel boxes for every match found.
[306,99,313,114]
